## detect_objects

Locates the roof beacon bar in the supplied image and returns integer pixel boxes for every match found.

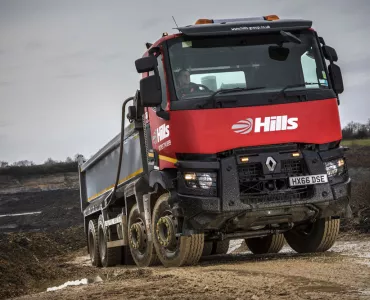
[195,15,279,25]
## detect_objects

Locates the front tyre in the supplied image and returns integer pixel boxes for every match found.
[246,234,285,255]
[152,193,204,267]
[128,204,158,267]
[284,218,340,253]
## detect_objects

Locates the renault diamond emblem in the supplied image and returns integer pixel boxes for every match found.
[266,157,277,172]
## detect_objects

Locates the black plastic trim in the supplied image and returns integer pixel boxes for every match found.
[319,147,345,161]
[170,89,337,111]
[173,179,350,232]
[176,160,220,169]
[148,169,176,189]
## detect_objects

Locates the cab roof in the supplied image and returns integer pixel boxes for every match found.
[143,16,313,57]
[177,16,312,37]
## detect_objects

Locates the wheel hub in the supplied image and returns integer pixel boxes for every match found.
[129,221,147,250]
[156,215,177,248]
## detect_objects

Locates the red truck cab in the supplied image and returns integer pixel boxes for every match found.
[131,15,350,266]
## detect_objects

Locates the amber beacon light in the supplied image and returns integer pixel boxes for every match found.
[195,15,279,25]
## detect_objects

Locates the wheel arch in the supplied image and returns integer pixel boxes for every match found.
[149,169,176,190]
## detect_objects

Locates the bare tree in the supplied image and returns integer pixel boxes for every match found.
[0,161,9,168]
[44,158,57,165]
[74,153,85,162]
[12,160,35,167]
[342,120,370,139]
[65,157,73,163]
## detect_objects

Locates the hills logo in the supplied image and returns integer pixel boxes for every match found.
[232,116,298,134]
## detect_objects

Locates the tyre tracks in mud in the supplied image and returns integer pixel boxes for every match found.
[13,238,370,300]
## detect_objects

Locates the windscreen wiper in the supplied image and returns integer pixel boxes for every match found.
[199,86,266,108]
[271,82,318,102]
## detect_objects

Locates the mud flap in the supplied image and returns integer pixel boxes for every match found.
[143,193,152,242]
[344,203,353,219]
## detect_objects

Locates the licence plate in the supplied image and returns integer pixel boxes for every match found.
[289,174,328,187]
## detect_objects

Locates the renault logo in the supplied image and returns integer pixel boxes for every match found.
[266,157,277,172]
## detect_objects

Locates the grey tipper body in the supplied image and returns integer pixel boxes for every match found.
[80,123,143,203]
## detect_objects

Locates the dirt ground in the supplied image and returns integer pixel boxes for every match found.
[1,146,369,299]
[7,235,370,300]
[0,190,81,232]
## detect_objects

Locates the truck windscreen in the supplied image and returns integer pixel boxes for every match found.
[168,30,329,102]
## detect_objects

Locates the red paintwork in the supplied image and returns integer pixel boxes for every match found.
[143,42,177,169]
[141,28,339,170]
[147,107,177,168]
[167,98,342,155]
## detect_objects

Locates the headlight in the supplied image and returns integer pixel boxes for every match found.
[183,172,217,190]
[324,158,345,177]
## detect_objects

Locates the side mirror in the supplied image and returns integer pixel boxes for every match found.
[140,76,162,107]
[135,56,158,73]
[328,64,344,94]
[322,45,338,62]
[269,46,290,61]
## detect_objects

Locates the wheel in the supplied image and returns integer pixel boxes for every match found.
[284,218,340,253]
[185,233,204,265]
[128,204,159,267]
[87,219,102,267]
[98,215,122,267]
[246,234,285,254]
[213,240,230,255]
[152,193,204,267]
[202,241,213,257]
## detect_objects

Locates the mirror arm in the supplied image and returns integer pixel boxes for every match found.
[318,36,326,46]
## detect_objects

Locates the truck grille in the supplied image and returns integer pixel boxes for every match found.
[238,158,313,205]
[238,163,263,180]
[241,187,311,205]
[281,159,304,174]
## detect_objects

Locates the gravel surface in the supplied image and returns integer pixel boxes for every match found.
[11,237,370,300]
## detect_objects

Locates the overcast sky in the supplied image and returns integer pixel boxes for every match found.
[0,0,369,164]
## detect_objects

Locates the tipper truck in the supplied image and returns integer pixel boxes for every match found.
[78,15,352,268]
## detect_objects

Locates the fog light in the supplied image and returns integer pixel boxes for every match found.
[324,158,346,177]
[183,172,216,190]
[337,158,345,167]
[184,173,196,180]
[198,173,213,189]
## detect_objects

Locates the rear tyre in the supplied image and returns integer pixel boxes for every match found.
[87,219,102,267]
[246,234,285,254]
[152,193,204,267]
[202,241,213,257]
[213,240,230,255]
[128,204,159,267]
[284,218,340,253]
[98,215,122,267]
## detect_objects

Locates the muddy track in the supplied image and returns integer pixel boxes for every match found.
[12,238,370,300]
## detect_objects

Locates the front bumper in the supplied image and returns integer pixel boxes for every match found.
[174,148,352,233]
